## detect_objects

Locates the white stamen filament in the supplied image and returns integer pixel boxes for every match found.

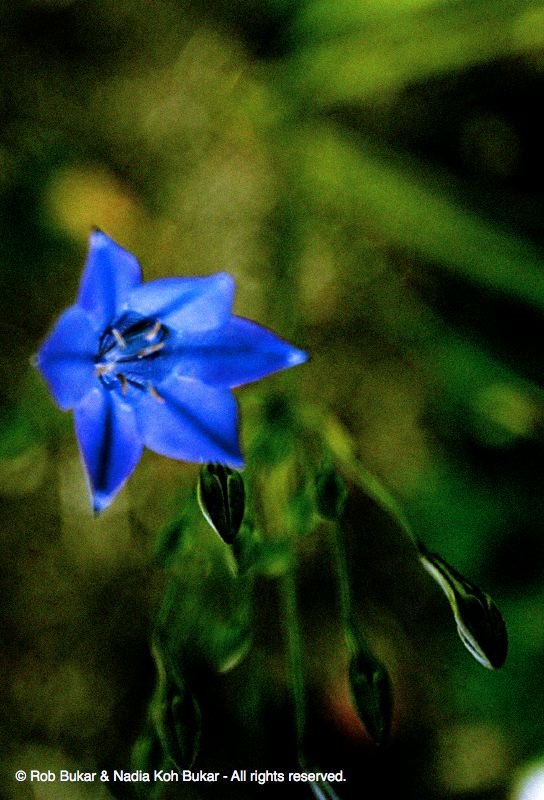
[112,328,127,348]
[145,320,162,341]
[96,362,115,376]
[137,341,166,358]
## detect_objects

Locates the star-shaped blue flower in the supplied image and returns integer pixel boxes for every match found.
[37,230,307,513]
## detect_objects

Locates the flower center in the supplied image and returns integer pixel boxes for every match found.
[95,312,169,397]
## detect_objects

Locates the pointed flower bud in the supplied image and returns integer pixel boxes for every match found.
[348,647,393,746]
[151,642,201,770]
[315,467,347,521]
[152,680,201,771]
[418,543,507,669]
[169,686,202,769]
[131,723,164,775]
[197,463,245,544]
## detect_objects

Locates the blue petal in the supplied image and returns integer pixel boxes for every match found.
[167,316,308,388]
[135,374,243,467]
[74,387,143,513]
[125,273,234,333]
[78,229,142,330]
[36,305,98,410]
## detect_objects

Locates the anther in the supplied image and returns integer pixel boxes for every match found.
[148,385,165,403]
[145,320,162,341]
[112,328,127,348]
[137,341,166,358]
[119,374,128,395]
[96,362,115,376]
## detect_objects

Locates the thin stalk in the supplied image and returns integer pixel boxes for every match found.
[280,563,306,762]
[330,521,371,658]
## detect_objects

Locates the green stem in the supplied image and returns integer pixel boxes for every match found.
[331,522,371,657]
[280,563,306,762]
[307,405,416,547]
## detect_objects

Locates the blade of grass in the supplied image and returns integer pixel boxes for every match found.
[294,124,544,313]
[284,0,544,104]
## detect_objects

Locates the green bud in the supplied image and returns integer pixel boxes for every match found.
[169,686,201,770]
[197,463,245,544]
[348,647,393,746]
[315,468,347,521]
[151,641,201,771]
[418,542,507,669]
[212,621,252,673]
[131,724,164,777]
[151,672,201,771]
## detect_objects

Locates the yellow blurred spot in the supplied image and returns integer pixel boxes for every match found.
[513,7,544,51]
[357,364,430,492]
[58,450,134,570]
[45,165,146,244]
[11,659,115,745]
[30,0,78,7]
[4,745,114,800]
[476,383,537,440]
[353,0,439,10]
[322,414,356,465]
[299,234,345,323]
[435,723,511,792]
[0,444,47,496]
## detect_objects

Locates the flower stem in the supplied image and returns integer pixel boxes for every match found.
[331,521,370,658]
[279,560,306,762]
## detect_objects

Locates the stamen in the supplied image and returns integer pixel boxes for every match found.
[148,385,165,403]
[112,328,127,348]
[137,341,166,358]
[96,362,115,376]
[95,314,170,393]
[145,320,162,341]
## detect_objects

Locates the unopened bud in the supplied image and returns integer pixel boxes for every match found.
[315,467,347,521]
[169,686,201,769]
[151,641,201,770]
[418,543,507,669]
[349,647,393,746]
[197,463,245,544]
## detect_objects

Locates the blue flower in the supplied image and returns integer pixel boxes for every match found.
[37,230,308,513]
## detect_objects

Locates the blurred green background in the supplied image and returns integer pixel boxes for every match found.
[2,0,544,798]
